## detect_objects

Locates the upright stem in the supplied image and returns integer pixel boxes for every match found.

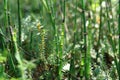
[58,0,66,79]
[43,0,60,79]
[105,0,115,58]
[4,0,8,34]
[69,0,77,79]
[81,0,87,79]
[106,0,119,79]
[97,0,102,60]
[81,1,86,50]
[30,31,33,49]
[118,0,120,79]
[17,0,21,46]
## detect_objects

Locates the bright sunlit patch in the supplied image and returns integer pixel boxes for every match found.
[86,21,89,27]
[75,44,80,49]
[37,33,40,35]
[63,63,70,71]
[90,49,96,59]
[96,6,100,12]
[101,1,106,8]
[24,16,31,23]
[109,15,112,19]
[95,24,99,28]
[21,33,27,42]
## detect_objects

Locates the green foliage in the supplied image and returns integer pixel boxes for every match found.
[0,0,119,80]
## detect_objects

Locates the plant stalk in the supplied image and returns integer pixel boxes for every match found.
[118,0,120,79]
[17,0,21,46]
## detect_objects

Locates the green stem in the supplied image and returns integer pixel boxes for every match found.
[30,30,33,49]
[118,0,120,79]
[106,0,119,79]
[42,0,60,79]
[97,0,102,60]
[59,0,66,79]
[69,0,77,79]
[4,0,8,34]
[17,0,21,46]
[81,0,87,79]
[105,0,116,59]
